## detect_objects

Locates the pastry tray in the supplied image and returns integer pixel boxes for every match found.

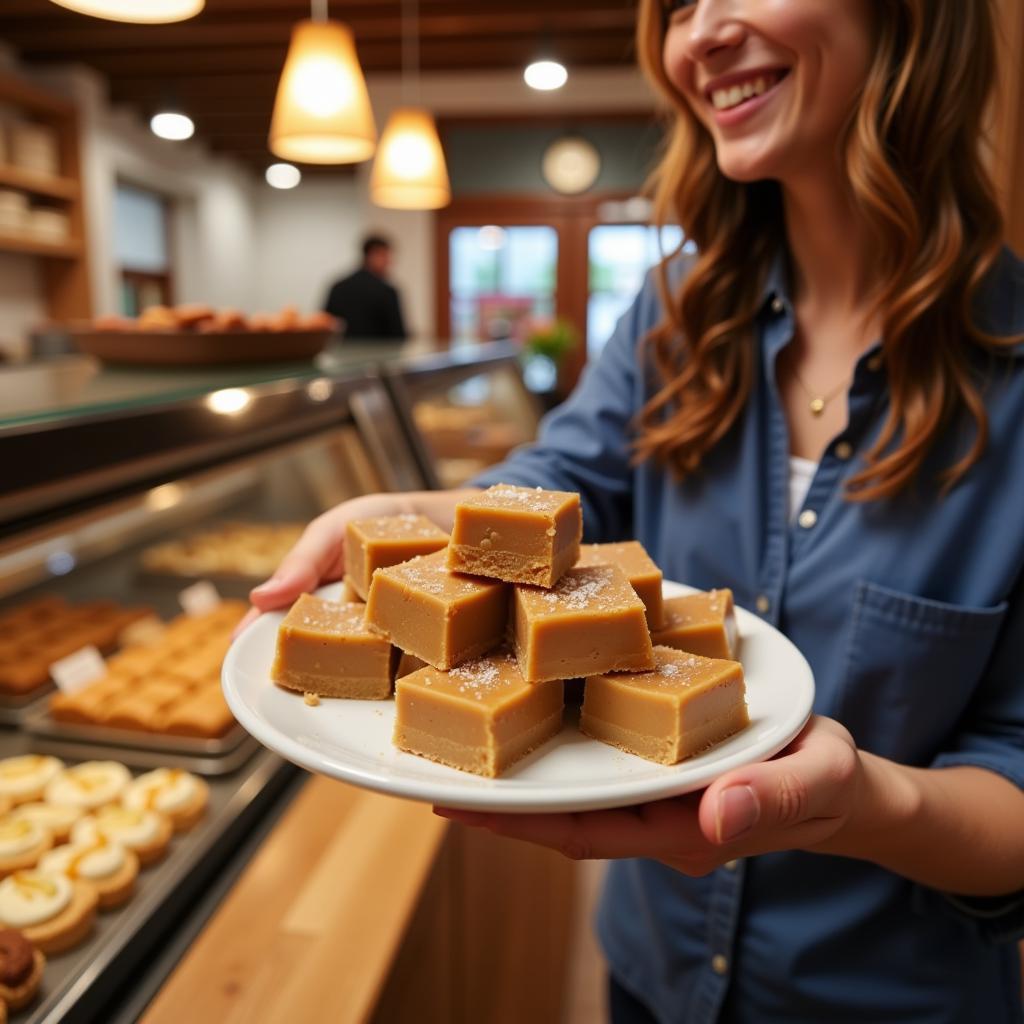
[2,741,298,1024]
[21,705,259,776]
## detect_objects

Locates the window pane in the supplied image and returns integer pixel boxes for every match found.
[114,184,170,273]
[587,225,685,358]
[449,225,558,348]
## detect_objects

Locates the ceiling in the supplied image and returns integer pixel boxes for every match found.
[0,0,640,170]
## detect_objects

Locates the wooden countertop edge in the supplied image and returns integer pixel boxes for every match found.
[141,775,449,1024]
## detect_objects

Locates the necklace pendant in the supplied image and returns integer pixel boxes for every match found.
[809,397,826,416]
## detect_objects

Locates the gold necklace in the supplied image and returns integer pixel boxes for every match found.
[790,365,851,417]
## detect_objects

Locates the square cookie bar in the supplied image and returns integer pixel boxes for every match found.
[575,541,664,630]
[365,550,508,670]
[652,589,738,659]
[512,565,655,682]
[581,645,749,764]
[272,594,397,699]
[447,484,581,588]
[393,652,564,777]
[345,515,450,601]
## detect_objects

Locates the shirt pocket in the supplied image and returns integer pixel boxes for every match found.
[834,580,1008,763]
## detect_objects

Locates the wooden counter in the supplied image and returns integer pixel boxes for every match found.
[142,775,581,1024]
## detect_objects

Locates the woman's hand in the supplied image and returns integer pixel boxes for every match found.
[232,488,479,637]
[436,716,867,874]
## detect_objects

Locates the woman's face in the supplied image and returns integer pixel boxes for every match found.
[662,0,874,184]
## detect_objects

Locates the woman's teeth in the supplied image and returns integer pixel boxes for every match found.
[711,75,776,111]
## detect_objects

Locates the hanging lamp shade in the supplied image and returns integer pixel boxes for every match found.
[47,0,204,22]
[369,107,451,210]
[268,20,376,165]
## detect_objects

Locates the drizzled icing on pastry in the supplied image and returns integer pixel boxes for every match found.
[123,768,197,815]
[0,871,72,927]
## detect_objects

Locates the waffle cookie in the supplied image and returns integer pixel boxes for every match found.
[47,602,245,739]
[0,597,153,695]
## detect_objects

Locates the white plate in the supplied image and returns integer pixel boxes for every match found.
[223,582,814,813]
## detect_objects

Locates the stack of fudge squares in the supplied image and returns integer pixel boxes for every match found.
[271,486,749,778]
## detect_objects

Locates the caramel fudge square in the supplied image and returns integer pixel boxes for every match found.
[345,514,450,601]
[364,549,508,671]
[652,589,738,660]
[575,541,665,630]
[581,645,749,765]
[393,652,564,777]
[513,564,655,683]
[447,484,582,588]
[272,594,397,699]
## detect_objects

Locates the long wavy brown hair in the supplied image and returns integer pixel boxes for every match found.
[634,0,1014,499]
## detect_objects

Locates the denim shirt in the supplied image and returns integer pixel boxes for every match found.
[472,247,1024,1024]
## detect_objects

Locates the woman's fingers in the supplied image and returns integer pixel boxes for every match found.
[249,511,349,612]
[698,716,860,847]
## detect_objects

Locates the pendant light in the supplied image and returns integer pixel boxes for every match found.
[268,0,376,165]
[47,0,204,22]
[369,0,450,210]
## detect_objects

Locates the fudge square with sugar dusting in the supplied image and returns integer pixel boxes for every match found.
[344,514,449,601]
[447,484,582,588]
[512,564,655,682]
[365,549,509,671]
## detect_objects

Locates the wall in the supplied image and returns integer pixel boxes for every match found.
[0,47,656,344]
[254,67,658,338]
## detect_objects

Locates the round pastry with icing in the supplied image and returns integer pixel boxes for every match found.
[0,927,45,1011]
[122,768,209,832]
[0,819,52,879]
[44,761,131,812]
[0,871,97,954]
[39,835,138,910]
[72,805,171,867]
[6,803,83,845]
[0,757,64,806]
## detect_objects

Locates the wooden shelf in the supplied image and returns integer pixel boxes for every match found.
[0,232,81,258]
[0,164,79,201]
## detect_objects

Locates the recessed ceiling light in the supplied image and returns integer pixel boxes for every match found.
[150,112,195,141]
[524,60,568,91]
[266,163,302,189]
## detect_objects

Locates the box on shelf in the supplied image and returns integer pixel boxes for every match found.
[0,188,28,232]
[27,207,69,242]
[11,120,60,177]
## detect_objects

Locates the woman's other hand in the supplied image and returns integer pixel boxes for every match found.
[436,716,869,874]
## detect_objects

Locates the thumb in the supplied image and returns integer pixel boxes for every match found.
[698,717,857,846]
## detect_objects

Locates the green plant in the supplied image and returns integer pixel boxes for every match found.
[522,316,578,363]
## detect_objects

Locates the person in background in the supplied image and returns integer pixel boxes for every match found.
[323,234,408,341]
[247,0,1024,1021]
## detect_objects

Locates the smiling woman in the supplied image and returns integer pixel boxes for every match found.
[243,1,1024,1022]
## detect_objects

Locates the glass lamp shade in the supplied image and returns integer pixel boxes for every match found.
[47,0,204,22]
[369,108,451,210]
[269,20,377,165]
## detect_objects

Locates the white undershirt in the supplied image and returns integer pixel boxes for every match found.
[789,456,818,524]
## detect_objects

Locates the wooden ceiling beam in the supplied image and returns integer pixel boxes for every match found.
[23,37,633,76]
[3,8,633,52]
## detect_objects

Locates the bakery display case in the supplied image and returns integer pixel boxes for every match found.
[380,342,543,489]
[0,343,558,1023]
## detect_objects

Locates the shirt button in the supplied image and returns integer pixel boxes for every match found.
[755,594,770,614]
[798,509,818,529]
[770,296,785,315]
[867,354,883,372]
[724,859,739,871]
[835,441,853,461]
[711,954,729,975]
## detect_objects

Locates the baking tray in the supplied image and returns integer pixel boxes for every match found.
[0,742,299,1024]
[22,705,259,776]
[0,685,54,725]
[68,328,331,367]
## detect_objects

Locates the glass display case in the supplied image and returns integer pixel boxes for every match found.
[0,342,535,1023]
[381,342,543,490]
